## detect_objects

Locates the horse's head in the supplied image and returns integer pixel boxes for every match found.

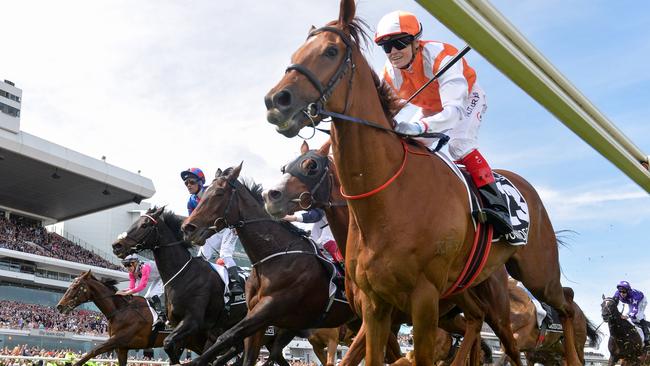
[57,270,95,314]
[182,164,244,245]
[601,294,620,322]
[112,206,165,258]
[264,0,361,137]
[264,140,332,218]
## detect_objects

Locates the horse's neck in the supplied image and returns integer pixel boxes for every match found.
[91,283,120,317]
[237,198,310,265]
[330,62,404,206]
[152,227,190,284]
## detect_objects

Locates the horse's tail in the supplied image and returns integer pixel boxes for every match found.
[555,229,578,248]
[586,318,601,347]
[555,230,579,284]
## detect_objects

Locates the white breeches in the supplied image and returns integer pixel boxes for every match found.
[144,279,164,299]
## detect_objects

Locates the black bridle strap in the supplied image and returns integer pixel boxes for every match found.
[287,64,325,95]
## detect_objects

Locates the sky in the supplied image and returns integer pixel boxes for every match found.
[2,0,649,357]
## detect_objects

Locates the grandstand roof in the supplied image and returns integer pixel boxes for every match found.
[0,128,155,222]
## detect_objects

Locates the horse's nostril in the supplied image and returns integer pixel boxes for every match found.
[273,90,293,109]
[269,190,282,201]
[182,223,196,233]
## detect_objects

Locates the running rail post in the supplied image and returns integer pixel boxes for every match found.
[416,0,650,193]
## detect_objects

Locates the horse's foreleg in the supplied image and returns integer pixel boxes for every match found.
[72,337,125,366]
[326,334,338,366]
[210,345,242,366]
[190,298,274,366]
[164,317,200,363]
[362,295,393,366]
[385,332,402,363]
[410,279,439,366]
[265,328,295,366]
[117,348,128,366]
[339,322,366,366]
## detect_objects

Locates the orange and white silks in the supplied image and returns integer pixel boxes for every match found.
[382,40,476,114]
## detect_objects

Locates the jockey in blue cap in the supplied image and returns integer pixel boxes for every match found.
[614,280,650,347]
[181,168,206,215]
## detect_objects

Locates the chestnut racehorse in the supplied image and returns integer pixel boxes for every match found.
[181,168,355,366]
[56,271,206,366]
[264,140,522,365]
[496,279,600,365]
[263,1,580,365]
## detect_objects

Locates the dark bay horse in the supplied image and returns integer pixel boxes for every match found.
[111,207,246,365]
[56,271,205,366]
[495,278,599,365]
[263,1,580,365]
[263,140,522,366]
[601,296,649,365]
[181,166,355,366]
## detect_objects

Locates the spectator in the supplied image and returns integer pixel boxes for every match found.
[0,300,108,336]
[0,217,122,271]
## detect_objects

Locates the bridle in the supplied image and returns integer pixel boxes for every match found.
[282,151,346,210]
[601,297,619,322]
[210,179,274,232]
[286,26,355,124]
[122,214,184,253]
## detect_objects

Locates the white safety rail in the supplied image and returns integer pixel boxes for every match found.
[416,0,650,193]
[0,355,169,365]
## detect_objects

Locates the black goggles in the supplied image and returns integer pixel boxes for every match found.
[378,36,414,53]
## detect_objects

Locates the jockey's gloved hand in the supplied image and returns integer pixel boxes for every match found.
[395,121,424,136]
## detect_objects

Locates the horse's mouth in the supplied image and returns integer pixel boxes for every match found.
[267,109,309,138]
[184,227,213,246]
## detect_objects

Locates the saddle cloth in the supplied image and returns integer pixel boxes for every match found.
[435,151,530,245]
[208,262,247,305]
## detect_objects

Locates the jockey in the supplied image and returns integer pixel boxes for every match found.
[614,280,650,346]
[117,254,166,330]
[198,227,245,296]
[283,208,345,274]
[181,167,207,215]
[374,10,513,235]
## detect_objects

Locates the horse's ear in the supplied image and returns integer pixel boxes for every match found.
[602,294,606,300]
[226,162,243,181]
[318,139,332,156]
[152,205,165,217]
[338,0,356,27]
[300,140,310,154]
[308,25,316,35]
[215,168,223,178]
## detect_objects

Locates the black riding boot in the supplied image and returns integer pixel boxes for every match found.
[227,266,244,296]
[477,182,514,235]
[150,295,166,331]
[641,319,650,347]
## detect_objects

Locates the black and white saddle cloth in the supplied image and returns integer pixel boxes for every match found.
[492,173,530,245]
[436,151,530,245]
[541,303,563,332]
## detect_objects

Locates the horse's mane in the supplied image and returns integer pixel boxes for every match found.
[238,177,309,238]
[326,18,403,125]
[100,278,119,292]
[161,210,185,242]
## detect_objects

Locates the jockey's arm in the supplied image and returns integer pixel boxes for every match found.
[418,57,468,131]
[131,264,151,293]
[296,209,325,224]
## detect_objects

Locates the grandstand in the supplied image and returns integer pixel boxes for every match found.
[0,80,155,355]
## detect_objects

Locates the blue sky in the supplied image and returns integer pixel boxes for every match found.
[1,0,649,356]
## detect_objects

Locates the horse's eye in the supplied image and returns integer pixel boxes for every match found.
[325,46,338,58]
